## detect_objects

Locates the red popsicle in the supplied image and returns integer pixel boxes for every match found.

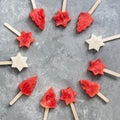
[40,87,57,120]
[88,59,120,77]
[4,23,34,48]
[76,0,101,33]
[53,0,71,27]
[9,76,38,106]
[60,87,79,120]
[29,0,45,30]
[80,80,109,103]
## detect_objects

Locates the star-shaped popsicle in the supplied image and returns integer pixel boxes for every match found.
[9,76,38,106]
[0,53,28,71]
[76,0,101,33]
[86,34,120,51]
[88,59,120,77]
[40,87,57,120]
[4,23,34,48]
[29,0,45,30]
[80,80,109,103]
[60,87,79,120]
[53,0,71,27]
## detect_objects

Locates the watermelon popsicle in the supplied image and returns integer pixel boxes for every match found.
[80,80,109,103]
[60,87,79,120]
[86,34,120,51]
[29,0,45,30]
[4,23,34,48]
[0,53,28,71]
[88,59,120,77]
[76,0,101,33]
[40,87,57,120]
[9,76,38,106]
[53,0,71,27]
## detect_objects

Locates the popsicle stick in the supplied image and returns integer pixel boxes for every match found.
[0,61,12,65]
[31,0,37,9]
[9,91,23,106]
[62,0,67,12]
[70,103,79,120]
[43,108,49,120]
[88,0,102,15]
[102,34,120,42]
[4,23,21,36]
[104,68,120,77]
[97,92,109,103]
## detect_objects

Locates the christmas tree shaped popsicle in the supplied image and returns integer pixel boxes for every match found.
[80,80,109,103]
[86,34,120,51]
[9,76,38,106]
[88,59,120,77]
[4,23,34,48]
[29,0,45,30]
[40,87,57,120]
[60,87,79,120]
[0,53,28,71]
[53,0,71,27]
[77,0,101,33]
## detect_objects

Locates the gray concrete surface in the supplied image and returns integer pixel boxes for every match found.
[0,0,120,120]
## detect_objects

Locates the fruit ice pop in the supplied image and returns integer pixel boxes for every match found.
[80,80,109,103]
[53,0,71,27]
[4,23,34,48]
[76,0,101,33]
[40,87,57,120]
[60,87,79,120]
[88,59,120,77]
[29,0,45,30]
[0,53,28,71]
[9,76,38,106]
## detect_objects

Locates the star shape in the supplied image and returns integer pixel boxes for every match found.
[86,34,105,51]
[60,87,77,105]
[88,59,106,75]
[53,10,71,27]
[11,53,28,71]
[16,31,34,48]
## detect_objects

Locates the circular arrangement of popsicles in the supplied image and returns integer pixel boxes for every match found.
[1,0,120,119]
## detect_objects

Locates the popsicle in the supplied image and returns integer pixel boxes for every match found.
[60,87,79,120]
[86,34,120,51]
[80,80,109,103]
[9,76,38,105]
[76,0,102,33]
[4,23,34,48]
[0,53,28,71]
[53,0,71,27]
[40,87,57,120]
[29,0,45,30]
[88,59,120,77]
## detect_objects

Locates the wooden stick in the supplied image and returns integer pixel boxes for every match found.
[4,23,21,36]
[62,0,67,12]
[31,0,37,9]
[88,0,102,15]
[43,108,49,120]
[102,34,120,42]
[9,91,23,106]
[104,68,120,77]
[97,92,109,103]
[70,103,79,120]
[0,61,12,65]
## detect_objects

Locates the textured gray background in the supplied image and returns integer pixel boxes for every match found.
[0,0,120,120]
